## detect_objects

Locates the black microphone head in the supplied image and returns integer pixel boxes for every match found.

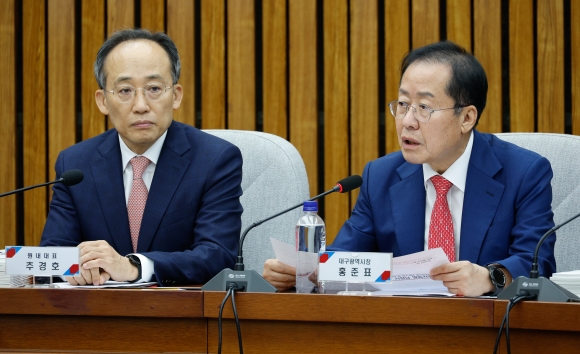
[336,175,363,193]
[60,169,84,186]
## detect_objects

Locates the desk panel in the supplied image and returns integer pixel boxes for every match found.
[493,300,580,352]
[0,288,206,353]
[204,292,496,353]
[208,319,497,354]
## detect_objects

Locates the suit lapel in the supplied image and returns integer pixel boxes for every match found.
[92,132,133,255]
[137,122,191,252]
[390,162,426,255]
[459,131,505,263]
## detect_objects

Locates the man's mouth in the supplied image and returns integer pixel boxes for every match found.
[403,138,420,146]
[132,121,153,128]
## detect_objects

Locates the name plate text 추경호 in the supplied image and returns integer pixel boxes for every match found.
[5,246,80,276]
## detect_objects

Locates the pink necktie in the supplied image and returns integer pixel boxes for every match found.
[428,175,455,262]
[128,156,151,252]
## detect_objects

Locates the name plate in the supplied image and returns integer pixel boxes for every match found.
[318,251,392,282]
[5,246,80,276]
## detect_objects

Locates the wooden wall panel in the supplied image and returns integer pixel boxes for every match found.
[227,0,256,130]
[1,0,578,249]
[323,0,348,243]
[107,0,135,34]
[537,0,564,133]
[201,0,226,129]
[509,0,535,132]
[473,0,502,133]
[47,0,77,202]
[81,0,106,141]
[385,0,410,154]
[141,0,165,32]
[0,0,16,247]
[106,0,134,130]
[411,0,439,48]
[573,0,580,135]
[167,0,195,126]
[22,0,47,246]
[447,0,472,50]
[350,0,378,205]
[289,0,318,197]
[262,0,288,139]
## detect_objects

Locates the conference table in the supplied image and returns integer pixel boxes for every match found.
[0,287,578,353]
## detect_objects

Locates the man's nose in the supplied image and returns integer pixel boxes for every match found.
[401,105,419,125]
[132,89,150,110]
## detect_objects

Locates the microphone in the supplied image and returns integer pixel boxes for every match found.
[498,210,580,302]
[202,175,363,292]
[0,169,84,198]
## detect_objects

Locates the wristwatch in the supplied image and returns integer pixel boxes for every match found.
[485,265,506,295]
[126,254,142,283]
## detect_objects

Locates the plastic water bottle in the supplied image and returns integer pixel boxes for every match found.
[295,201,326,293]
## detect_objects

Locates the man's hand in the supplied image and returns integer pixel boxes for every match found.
[66,266,111,286]
[262,259,296,292]
[73,240,139,285]
[430,261,495,296]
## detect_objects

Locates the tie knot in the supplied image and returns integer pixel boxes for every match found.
[130,156,151,179]
[431,175,453,195]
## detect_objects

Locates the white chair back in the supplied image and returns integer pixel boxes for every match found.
[496,133,580,272]
[205,129,310,274]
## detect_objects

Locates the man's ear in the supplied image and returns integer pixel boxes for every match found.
[172,84,183,110]
[95,90,109,115]
[460,105,478,133]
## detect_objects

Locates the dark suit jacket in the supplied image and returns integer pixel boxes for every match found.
[331,130,557,279]
[40,121,243,286]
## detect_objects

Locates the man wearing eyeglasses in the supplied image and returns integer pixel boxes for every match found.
[40,29,243,286]
[264,41,556,296]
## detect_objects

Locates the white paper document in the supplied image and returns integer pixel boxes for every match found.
[270,238,453,296]
[52,281,157,289]
[371,248,453,296]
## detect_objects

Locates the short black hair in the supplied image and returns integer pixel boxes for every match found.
[94,28,180,89]
[400,41,488,125]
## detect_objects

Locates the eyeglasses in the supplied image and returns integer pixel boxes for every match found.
[388,100,465,123]
[105,84,174,103]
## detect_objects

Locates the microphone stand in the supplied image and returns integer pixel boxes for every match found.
[498,211,580,302]
[0,179,64,198]
[233,187,338,271]
[202,177,360,292]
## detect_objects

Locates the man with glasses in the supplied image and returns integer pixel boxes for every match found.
[40,29,243,286]
[263,41,556,296]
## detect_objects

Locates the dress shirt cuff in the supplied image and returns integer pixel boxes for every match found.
[129,253,155,282]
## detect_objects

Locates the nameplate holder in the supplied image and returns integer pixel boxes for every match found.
[318,251,392,284]
[5,246,80,287]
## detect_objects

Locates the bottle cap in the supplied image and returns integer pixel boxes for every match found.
[303,201,318,212]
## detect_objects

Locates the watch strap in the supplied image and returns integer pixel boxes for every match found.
[126,254,142,283]
[485,265,506,296]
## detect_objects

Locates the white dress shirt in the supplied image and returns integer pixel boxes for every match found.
[423,131,474,260]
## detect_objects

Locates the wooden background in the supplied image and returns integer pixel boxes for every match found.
[0,0,578,252]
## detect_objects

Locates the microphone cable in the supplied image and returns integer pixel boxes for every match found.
[493,291,537,354]
[217,283,245,354]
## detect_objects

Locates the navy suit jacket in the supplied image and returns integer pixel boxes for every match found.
[332,130,557,279]
[40,121,243,286]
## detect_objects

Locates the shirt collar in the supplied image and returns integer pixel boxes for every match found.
[423,130,474,192]
[120,130,168,172]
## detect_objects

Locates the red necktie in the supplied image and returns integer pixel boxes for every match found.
[127,156,151,252]
[428,175,455,262]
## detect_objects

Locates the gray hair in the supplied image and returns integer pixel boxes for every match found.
[93,28,181,89]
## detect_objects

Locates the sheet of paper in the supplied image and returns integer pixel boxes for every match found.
[371,248,452,296]
[270,238,454,296]
[271,237,297,267]
[52,281,157,289]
